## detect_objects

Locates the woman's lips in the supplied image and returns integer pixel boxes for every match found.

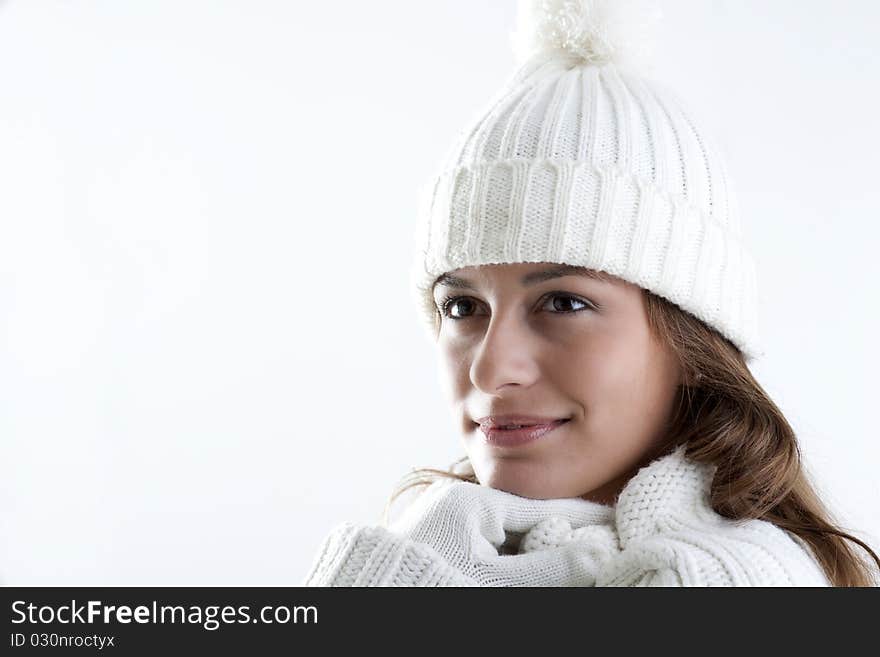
[478,419,570,448]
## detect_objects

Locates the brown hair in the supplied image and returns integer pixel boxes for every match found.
[383,281,880,587]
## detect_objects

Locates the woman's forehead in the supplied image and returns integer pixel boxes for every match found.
[434,263,618,290]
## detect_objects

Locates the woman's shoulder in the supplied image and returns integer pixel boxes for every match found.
[599,511,830,586]
[598,445,830,586]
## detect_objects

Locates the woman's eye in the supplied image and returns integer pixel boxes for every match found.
[438,293,593,320]
[540,293,591,313]
[440,296,481,319]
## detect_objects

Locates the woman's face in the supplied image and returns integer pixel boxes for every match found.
[432,262,684,503]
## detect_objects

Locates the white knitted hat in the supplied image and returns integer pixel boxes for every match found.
[410,0,764,362]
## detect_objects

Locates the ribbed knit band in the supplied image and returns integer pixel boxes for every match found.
[410,54,764,362]
[302,522,478,587]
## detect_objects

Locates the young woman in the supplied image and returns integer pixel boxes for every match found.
[304,0,880,586]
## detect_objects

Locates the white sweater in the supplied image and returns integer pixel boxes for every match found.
[303,444,831,586]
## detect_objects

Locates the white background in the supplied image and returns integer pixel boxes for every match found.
[1,0,877,584]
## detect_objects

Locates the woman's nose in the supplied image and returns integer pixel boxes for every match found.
[468,312,541,393]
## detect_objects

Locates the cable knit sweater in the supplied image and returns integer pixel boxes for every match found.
[303,445,831,586]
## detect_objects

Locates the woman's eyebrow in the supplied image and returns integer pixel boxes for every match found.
[433,265,612,291]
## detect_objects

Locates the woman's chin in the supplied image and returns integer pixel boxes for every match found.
[470,460,574,500]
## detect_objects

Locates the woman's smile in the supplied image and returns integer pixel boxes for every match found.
[478,418,571,448]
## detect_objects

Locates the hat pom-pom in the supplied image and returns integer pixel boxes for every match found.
[509,0,663,71]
